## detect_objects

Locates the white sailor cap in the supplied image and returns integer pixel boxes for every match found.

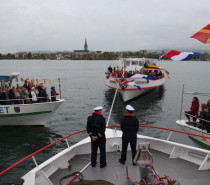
[94,106,103,111]
[126,105,135,111]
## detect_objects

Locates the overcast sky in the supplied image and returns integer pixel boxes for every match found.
[0,0,209,53]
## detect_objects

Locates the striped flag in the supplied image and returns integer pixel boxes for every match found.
[191,24,210,44]
[121,80,141,90]
[160,50,201,61]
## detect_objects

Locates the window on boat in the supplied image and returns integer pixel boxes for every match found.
[131,61,138,65]
[139,61,144,66]
[124,60,130,66]
[0,80,11,88]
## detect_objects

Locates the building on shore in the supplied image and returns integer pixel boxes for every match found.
[74,38,90,54]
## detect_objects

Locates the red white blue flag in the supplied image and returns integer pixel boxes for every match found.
[160,50,201,61]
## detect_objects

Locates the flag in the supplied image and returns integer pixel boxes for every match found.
[142,63,170,79]
[128,82,142,90]
[161,50,201,61]
[120,80,141,90]
[191,24,210,44]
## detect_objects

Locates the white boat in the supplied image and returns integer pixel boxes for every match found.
[0,73,64,126]
[176,120,210,149]
[105,58,169,101]
[1,126,210,185]
[176,87,210,150]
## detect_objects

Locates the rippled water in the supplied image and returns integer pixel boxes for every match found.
[0,59,209,183]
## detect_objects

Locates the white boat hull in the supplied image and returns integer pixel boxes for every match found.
[176,120,210,149]
[105,76,166,101]
[0,99,64,126]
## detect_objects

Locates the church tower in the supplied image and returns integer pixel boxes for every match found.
[84,38,88,51]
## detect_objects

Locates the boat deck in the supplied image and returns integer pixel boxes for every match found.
[49,149,210,185]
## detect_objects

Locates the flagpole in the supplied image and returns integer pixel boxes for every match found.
[58,78,62,99]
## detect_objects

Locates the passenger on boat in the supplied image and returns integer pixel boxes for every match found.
[206,99,210,109]
[37,84,48,102]
[0,88,6,105]
[31,87,37,103]
[119,105,139,165]
[20,86,29,104]
[185,97,199,125]
[51,86,59,101]
[107,65,113,74]
[86,106,107,168]
[199,105,210,131]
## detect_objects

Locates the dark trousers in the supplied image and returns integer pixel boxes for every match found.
[121,137,137,163]
[185,111,197,123]
[91,138,106,166]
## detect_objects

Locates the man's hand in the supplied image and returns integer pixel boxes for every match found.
[92,136,98,141]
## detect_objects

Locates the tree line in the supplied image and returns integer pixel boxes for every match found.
[0,51,209,61]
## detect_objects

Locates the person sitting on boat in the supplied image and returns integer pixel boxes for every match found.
[86,106,107,168]
[51,86,59,101]
[199,104,210,131]
[205,108,210,133]
[119,105,139,165]
[185,97,199,125]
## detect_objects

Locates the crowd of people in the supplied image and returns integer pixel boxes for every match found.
[185,97,210,132]
[0,80,59,105]
[107,65,164,79]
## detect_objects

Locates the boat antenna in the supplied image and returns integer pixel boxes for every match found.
[106,83,119,126]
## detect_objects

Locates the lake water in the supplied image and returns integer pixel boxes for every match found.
[0,59,209,183]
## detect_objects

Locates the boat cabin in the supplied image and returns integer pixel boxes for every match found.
[119,58,156,71]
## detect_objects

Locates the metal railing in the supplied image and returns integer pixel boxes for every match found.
[184,112,210,130]
[0,96,58,105]
[1,125,210,177]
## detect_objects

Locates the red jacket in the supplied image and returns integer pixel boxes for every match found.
[188,102,199,116]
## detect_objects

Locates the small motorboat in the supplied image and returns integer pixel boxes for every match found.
[176,86,210,150]
[105,58,169,101]
[0,73,64,126]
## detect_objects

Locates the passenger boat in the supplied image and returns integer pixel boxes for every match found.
[1,125,210,185]
[0,73,64,126]
[176,86,210,149]
[105,58,169,102]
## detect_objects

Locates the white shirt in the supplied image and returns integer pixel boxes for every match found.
[31,91,37,101]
